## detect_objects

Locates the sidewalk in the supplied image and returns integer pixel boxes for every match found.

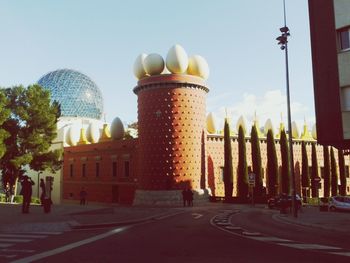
[272,205,350,233]
[0,202,183,232]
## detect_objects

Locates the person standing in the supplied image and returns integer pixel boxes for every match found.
[80,187,87,205]
[182,188,188,207]
[40,179,46,206]
[187,189,194,207]
[5,182,11,203]
[20,176,35,214]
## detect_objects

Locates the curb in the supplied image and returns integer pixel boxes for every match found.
[70,210,186,230]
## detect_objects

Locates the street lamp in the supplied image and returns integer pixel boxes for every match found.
[276,0,297,218]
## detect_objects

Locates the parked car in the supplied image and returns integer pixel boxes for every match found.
[267,194,302,209]
[328,196,350,212]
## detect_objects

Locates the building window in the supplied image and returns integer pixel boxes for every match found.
[82,163,86,177]
[96,163,100,177]
[70,164,73,178]
[320,167,324,179]
[345,165,350,178]
[124,161,130,177]
[338,27,350,51]
[220,166,224,182]
[112,162,117,177]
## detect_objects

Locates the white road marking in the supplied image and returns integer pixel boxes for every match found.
[242,232,262,237]
[0,234,47,239]
[249,236,292,242]
[0,243,12,248]
[278,243,342,250]
[0,238,31,243]
[330,252,350,257]
[192,213,203,219]
[10,227,128,263]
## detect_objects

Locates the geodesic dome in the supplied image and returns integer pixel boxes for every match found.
[37,69,104,120]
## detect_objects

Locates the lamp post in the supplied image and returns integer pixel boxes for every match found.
[276,0,297,218]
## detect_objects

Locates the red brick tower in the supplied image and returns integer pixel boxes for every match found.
[133,74,209,204]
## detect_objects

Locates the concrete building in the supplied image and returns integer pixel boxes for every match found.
[60,45,350,205]
[309,0,350,149]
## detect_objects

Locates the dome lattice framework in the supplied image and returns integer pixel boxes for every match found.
[38,69,104,120]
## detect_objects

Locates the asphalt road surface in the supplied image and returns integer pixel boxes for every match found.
[3,206,350,263]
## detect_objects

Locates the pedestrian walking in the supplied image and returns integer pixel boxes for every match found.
[20,176,35,214]
[80,187,87,205]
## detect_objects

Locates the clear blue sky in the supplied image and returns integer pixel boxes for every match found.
[0,0,314,132]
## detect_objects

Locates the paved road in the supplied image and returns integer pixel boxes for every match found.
[4,206,349,263]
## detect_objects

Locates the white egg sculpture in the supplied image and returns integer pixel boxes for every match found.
[236,115,247,134]
[87,122,101,143]
[166,44,189,74]
[187,55,210,80]
[110,117,125,140]
[264,119,274,136]
[206,112,217,134]
[144,53,165,75]
[291,121,300,139]
[312,123,317,140]
[161,66,171,74]
[133,53,148,79]
[66,124,80,146]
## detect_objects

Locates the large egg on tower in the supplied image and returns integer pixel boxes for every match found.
[187,55,210,80]
[133,53,148,79]
[110,117,125,140]
[66,124,80,146]
[264,119,274,136]
[166,44,189,74]
[87,122,101,143]
[206,112,217,134]
[144,53,165,75]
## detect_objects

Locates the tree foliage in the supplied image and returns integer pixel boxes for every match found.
[338,149,346,196]
[323,146,330,197]
[0,85,62,187]
[301,141,310,188]
[250,124,263,196]
[266,129,278,197]
[330,147,338,196]
[279,129,290,194]
[237,125,248,197]
[311,143,319,197]
[223,118,233,200]
[0,90,10,159]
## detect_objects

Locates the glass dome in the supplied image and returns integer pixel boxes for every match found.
[37,69,104,120]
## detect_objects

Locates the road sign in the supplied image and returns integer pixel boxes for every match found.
[248,173,256,187]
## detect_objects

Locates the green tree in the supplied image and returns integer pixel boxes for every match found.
[323,146,330,197]
[250,124,263,196]
[0,89,10,159]
[311,143,319,197]
[266,129,278,197]
[223,118,233,200]
[0,85,62,187]
[338,149,346,196]
[301,141,310,190]
[237,125,248,198]
[330,147,338,196]
[280,129,290,194]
